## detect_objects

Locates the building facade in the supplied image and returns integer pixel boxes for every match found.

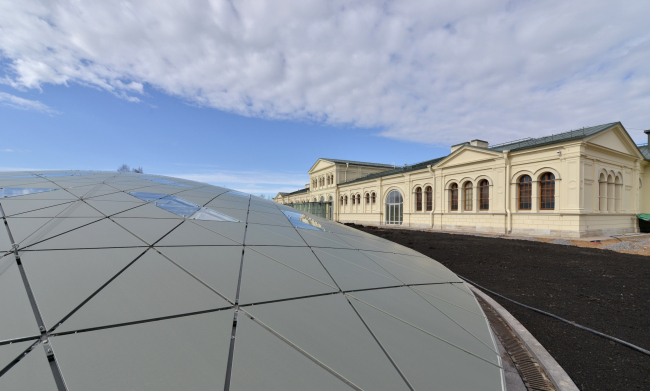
[275,122,650,238]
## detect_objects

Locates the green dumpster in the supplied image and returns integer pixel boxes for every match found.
[637,214,650,233]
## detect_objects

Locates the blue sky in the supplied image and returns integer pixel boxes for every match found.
[1,0,649,196]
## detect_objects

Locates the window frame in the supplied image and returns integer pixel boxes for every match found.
[478,180,489,211]
[415,187,422,212]
[518,175,532,211]
[450,183,459,211]
[539,172,555,210]
[463,182,473,211]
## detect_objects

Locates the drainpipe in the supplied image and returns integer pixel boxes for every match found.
[344,163,349,182]
[427,165,434,228]
[504,150,512,234]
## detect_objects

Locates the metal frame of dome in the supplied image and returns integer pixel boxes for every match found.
[0,171,505,390]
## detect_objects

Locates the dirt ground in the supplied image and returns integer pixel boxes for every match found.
[345,224,650,391]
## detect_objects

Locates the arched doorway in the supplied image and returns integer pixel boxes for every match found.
[385,190,403,225]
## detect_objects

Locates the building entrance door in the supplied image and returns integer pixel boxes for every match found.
[385,190,403,225]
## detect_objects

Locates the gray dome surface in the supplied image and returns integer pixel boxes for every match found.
[0,171,505,390]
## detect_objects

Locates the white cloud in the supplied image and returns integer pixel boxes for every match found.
[0,92,58,114]
[1,0,649,144]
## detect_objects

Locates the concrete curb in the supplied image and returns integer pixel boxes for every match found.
[467,283,580,391]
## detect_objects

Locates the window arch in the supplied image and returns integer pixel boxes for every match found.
[425,186,432,211]
[385,190,403,225]
[356,194,361,205]
[365,193,370,204]
[344,195,348,205]
[518,175,532,210]
[415,187,422,211]
[607,174,615,211]
[599,173,607,211]
[479,180,489,210]
[371,192,376,204]
[340,196,344,205]
[352,194,355,204]
[450,183,459,211]
[539,173,555,210]
[463,182,473,211]
[615,174,623,212]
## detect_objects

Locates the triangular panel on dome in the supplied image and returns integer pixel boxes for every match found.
[0,199,73,217]
[347,287,499,365]
[21,200,104,218]
[244,294,411,391]
[51,309,234,391]
[248,246,337,288]
[412,283,486,318]
[7,217,102,249]
[76,184,123,199]
[112,218,182,245]
[84,191,146,203]
[296,229,354,249]
[20,247,146,329]
[157,246,242,303]
[333,232,415,254]
[238,248,337,305]
[246,210,293,227]
[55,250,232,333]
[361,251,461,283]
[348,292,504,391]
[189,220,246,243]
[156,221,240,246]
[244,224,307,247]
[230,314,355,391]
[84,200,144,216]
[0,346,59,390]
[28,218,146,250]
[206,198,249,211]
[312,248,401,291]
[0,257,41,342]
[65,184,104,197]
[0,340,35,370]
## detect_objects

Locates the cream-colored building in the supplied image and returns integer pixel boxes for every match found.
[275,122,650,238]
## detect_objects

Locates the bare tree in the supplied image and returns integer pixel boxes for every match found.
[259,193,267,199]
[132,167,143,174]
[117,164,130,173]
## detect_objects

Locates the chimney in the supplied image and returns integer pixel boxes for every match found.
[470,139,489,148]
[450,142,469,153]
[645,130,650,145]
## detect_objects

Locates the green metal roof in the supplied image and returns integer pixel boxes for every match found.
[489,122,620,152]
[319,158,395,168]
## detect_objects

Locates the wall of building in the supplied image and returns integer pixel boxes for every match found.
[276,126,647,238]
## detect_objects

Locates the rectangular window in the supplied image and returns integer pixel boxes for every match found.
[416,191,422,211]
[540,181,555,210]
[519,183,532,210]
[479,186,489,210]
[450,189,458,211]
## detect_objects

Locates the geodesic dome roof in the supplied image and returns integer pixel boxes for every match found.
[0,171,504,390]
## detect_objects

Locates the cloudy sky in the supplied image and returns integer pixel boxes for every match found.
[1,0,649,195]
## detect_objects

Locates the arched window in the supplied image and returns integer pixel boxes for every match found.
[371,192,376,203]
[365,193,370,204]
[415,187,422,211]
[352,195,355,204]
[479,180,489,210]
[539,173,555,210]
[607,174,615,212]
[615,174,623,212]
[340,196,344,205]
[356,194,361,205]
[450,183,459,211]
[518,175,532,210]
[320,196,324,202]
[464,182,473,211]
[425,186,432,211]
[344,196,348,205]
[599,173,607,211]
[385,190,403,225]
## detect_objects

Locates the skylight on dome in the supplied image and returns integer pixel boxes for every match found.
[140,177,191,187]
[282,210,324,231]
[127,192,168,202]
[0,188,57,198]
[190,207,239,222]
[152,196,200,217]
